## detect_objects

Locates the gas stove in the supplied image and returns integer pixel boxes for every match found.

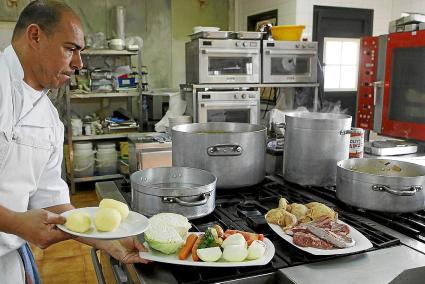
[105,176,425,284]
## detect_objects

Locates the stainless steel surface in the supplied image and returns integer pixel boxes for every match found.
[218,271,293,284]
[279,246,425,284]
[235,31,264,40]
[190,31,232,40]
[262,40,318,84]
[128,136,172,174]
[91,248,106,284]
[185,38,261,84]
[197,90,260,124]
[373,35,388,133]
[336,158,425,212]
[172,122,266,188]
[283,112,352,186]
[130,167,216,219]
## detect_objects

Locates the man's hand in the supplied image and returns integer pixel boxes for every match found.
[86,237,150,264]
[13,209,73,248]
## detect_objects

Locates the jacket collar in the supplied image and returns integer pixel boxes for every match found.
[4,45,52,127]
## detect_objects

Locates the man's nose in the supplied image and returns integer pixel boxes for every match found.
[71,51,83,70]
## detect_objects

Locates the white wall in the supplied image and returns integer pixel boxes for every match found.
[236,0,425,39]
[295,0,392,40]
[234,0,296,31]
[391,0,425,20]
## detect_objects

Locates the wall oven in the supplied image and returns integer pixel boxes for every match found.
[262,40,318,83]
[182,89,260,124]
[357,30,425,141]
[185,39,261,84]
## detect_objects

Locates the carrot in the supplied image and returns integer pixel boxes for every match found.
[178,234,198,260]
[191,234,204,261]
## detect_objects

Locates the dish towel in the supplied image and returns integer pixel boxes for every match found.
[17,243,42,284]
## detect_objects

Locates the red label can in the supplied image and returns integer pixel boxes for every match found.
[349,127,364,158]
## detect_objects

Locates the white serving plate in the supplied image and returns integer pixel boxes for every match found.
[139,233,275,267]
[57,207,149,240]
[268,220,373,256]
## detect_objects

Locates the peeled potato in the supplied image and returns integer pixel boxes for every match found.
[99,199,129,220]
[64,211,91,233]
[94,208,122,232]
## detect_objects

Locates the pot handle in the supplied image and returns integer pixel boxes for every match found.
[371,184,423,196]
[162,193,210,207]
[207,144,243,156]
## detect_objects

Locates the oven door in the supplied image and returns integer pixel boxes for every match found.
[263,49,317,83]
[379,30,425,141]
[198,101,259,124]
[199,48,260,83]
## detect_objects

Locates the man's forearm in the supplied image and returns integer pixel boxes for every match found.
[0,205,19,234]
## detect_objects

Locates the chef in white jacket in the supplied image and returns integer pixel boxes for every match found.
[0,1,148,283]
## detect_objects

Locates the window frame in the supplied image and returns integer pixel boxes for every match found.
[323,37,360,92]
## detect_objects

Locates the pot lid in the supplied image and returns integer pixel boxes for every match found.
[130,167,216,197]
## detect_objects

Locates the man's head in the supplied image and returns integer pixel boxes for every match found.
[12,0,85,90]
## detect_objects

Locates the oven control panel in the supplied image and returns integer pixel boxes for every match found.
[356,36,378,130]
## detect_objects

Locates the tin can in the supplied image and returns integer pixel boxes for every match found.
[349,127,364,158]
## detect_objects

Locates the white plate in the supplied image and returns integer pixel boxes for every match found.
[57,207,150,240]
[268,220,373,256]
[139,233,275,267]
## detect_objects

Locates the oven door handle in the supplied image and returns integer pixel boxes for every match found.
[265,50,316,55]
[201,49,259,55]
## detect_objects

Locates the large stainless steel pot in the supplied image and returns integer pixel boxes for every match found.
[336,158,425,213]
[172,122,266,189]
[283,112,352,186]
[130,167,216,219]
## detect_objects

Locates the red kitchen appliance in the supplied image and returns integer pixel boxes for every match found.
[356,30,425,141]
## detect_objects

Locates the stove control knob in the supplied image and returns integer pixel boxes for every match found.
[241,93,247,99]
[234,94,239,99]
[295,44,300,48]
[235,42,241,47]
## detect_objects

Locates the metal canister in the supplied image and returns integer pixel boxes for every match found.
[349,127,364,158]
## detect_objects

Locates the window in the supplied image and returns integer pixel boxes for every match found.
[323,37,360,91]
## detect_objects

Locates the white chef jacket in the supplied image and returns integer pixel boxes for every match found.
[0,45,70,261]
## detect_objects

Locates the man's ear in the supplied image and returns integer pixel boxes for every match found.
[26,24,42,48]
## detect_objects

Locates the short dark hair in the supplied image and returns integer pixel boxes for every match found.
[12,0,76,40]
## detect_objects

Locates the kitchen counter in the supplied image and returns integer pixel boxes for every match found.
[95,178,425,284]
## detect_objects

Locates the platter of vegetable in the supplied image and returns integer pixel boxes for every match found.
[140,226,275,267]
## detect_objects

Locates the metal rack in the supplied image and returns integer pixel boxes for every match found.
[65,49,140,194]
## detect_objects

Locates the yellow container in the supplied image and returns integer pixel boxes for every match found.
[119,142,128,159]
[271,25,305,41]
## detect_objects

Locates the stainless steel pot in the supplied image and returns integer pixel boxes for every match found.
[283,112,352,186]
[172,122,266,189]
[130,167,216,219]
[336,158,425,213]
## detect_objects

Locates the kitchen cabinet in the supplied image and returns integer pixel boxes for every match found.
[65,49,141,194]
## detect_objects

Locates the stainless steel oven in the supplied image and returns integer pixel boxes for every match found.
[197,90,260,124]
[262,40,317,83]
[186,39,261,84]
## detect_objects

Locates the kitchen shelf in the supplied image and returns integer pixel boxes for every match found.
[71,174,124,183]
[70,90,139,99]
[82,49,138,56]
[65,49,141,194]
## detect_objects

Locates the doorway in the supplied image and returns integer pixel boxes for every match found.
[313,5,373,124]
